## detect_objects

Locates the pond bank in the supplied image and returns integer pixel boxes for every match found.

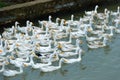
[0,0,119,26]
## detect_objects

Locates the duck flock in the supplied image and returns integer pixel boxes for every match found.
[0,5,120,77]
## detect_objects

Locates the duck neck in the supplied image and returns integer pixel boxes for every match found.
[94,5,98,13]
[0,62,5,72]
[102,25,105,32]
[77,23,80,29]
[84,26,87,34]
[25,28,28,36]
[89,19,93,27]
[110,28,113,36]
[104,8,107,15]
[69,32,72,43]
[56,18,59,26]
[30,55,34,65]
[25,54,30,62]
[60,19,64,31]
[19,66,23,73]
[58,59,63,68]
[13,27,16,35]
[85,32,88,39]
[71,15,74,22]
[48,16,52,23]
[115,21,119,28]
[0,39,3,47]
[75,47,79,53]
[76,39,79,48]
[41,23,44,30]
[48,54,53,64]
[45,26,49,35]
[15,23,18,29]
[53,33,56,42]
[26,21,30,27]
[11,26,14,33]
[78,49,82,60]
[48,41,52,48]
[4,40,8,48]
[117,6,119,14]
[65,28,69,36]
[103,37,107,46]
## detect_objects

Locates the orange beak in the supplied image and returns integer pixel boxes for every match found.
[0,50,2,53]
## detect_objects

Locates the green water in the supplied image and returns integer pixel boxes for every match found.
[0,3,120,80]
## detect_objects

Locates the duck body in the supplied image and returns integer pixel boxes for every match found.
[58,47,80,57]
[40,58,63,72]
[62,49,82,64]
[3,70,18,77]
[3,65,23,77]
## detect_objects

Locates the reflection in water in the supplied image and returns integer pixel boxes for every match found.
[103,45,111,55]
[60,69,68,76]
[80,63,87,70]
[40,71,46,76]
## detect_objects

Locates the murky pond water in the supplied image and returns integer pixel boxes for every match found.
[0,3,120,80]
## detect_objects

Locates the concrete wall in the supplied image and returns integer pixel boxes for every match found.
[0,0,119,25]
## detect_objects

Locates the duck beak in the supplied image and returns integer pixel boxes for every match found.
[16,43,20,46]
[34,55,39,58]
[79,40,83,44]
[87,28,92,32]
[64,20,67,25]
[0,50,3,53]
[10,56,15,59]
[6,61,9,65]
[58,43,62,49]
[32,52,39,58]
[60,52,64,54]
[31,22,34,26]
[53,54,57,58]
[57,18,60,20]
[36,43,40,47]
[63,58,68,63]
[23,63,28,67]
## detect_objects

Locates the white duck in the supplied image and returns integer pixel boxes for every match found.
[30,53,53,69]
[3,63,25,77]
[0,41,6,56]
[58,47,81,57]
[39,38,50,46]
[87,36,108,48]
[9,56,24,67]
[37,40,54,53]
[15,53,30,62]
[101,26,114,38]
[47,17,60,29]
[0,60,9,72]
[85,32,102,42]
[23,53,38,66]
[58,19,67,31]
[85,5,98,16]
[62,49,82,64]
[110,6,119,16]
[57,30,72,44]
[59,39,81,52]
[40,58,64,72]
[40,48,59,63]
[66,14,79,26]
